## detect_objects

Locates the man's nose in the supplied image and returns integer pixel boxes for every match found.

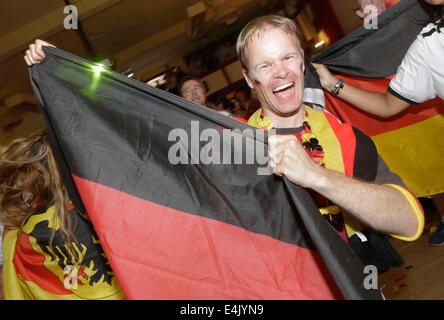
[273,63,289,79]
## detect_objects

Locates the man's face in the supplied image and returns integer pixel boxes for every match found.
[181,79,206,105]
[242,27,305,116]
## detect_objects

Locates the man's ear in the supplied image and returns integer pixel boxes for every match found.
[242,69,254,89]
[356,9,365,18]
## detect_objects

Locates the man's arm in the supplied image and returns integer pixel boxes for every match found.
[312,63,410,118]
[268,135,419,238]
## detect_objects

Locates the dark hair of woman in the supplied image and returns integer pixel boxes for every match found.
[418,1,444,28]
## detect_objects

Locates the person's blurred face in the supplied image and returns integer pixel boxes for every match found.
[181,79,206,105]
[235,91,250,108]
[242,27,305,116]
[231,99,242,112]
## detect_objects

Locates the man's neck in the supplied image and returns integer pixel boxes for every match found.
[263,105,306,129]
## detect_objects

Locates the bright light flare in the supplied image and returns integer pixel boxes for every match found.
[314,40,325,48]
[92,64,106,77]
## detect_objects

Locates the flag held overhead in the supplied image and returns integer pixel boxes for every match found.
[29,46,382,300]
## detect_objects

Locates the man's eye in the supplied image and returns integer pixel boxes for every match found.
[284,55,295,62]
[260,64,270,70]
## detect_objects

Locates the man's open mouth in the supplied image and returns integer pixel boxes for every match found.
[272,82,294,93]
[272,82,294,95]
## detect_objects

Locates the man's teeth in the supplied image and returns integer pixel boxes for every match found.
[273,82,294,93]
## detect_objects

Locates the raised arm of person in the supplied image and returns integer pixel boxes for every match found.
[269,134,422,239]
[312,62,410,118]
[24,39,56,66]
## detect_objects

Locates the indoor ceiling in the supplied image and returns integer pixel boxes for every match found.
[0,0,282,144]
[0,0,360,145]
[0,0,279,105]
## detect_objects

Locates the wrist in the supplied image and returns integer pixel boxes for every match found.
[330,79,344,96]
[304,162,328,190]
[325,78,337,93]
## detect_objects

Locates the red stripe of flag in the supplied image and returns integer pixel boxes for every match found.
[73,175,343,300]
[325,75,444,137]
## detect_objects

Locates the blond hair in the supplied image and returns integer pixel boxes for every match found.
[0,133,79,259]
[236,15,303,73]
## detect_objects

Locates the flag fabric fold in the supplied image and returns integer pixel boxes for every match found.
[29,46,382,300]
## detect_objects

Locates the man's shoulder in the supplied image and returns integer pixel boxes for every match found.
[305,106,375,140]
[305,105,348,130]
[305,105,372,148]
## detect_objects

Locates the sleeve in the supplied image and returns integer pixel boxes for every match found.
[373,154,405,186]
[374,155,425,241]
[388,35,437,105]
[385,184,425,242]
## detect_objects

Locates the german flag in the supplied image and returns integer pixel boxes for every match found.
[29,47,382,300]
[3,206,124,300]
[306,0,444,197]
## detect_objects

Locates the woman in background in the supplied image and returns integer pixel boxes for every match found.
[0,133,124,299]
